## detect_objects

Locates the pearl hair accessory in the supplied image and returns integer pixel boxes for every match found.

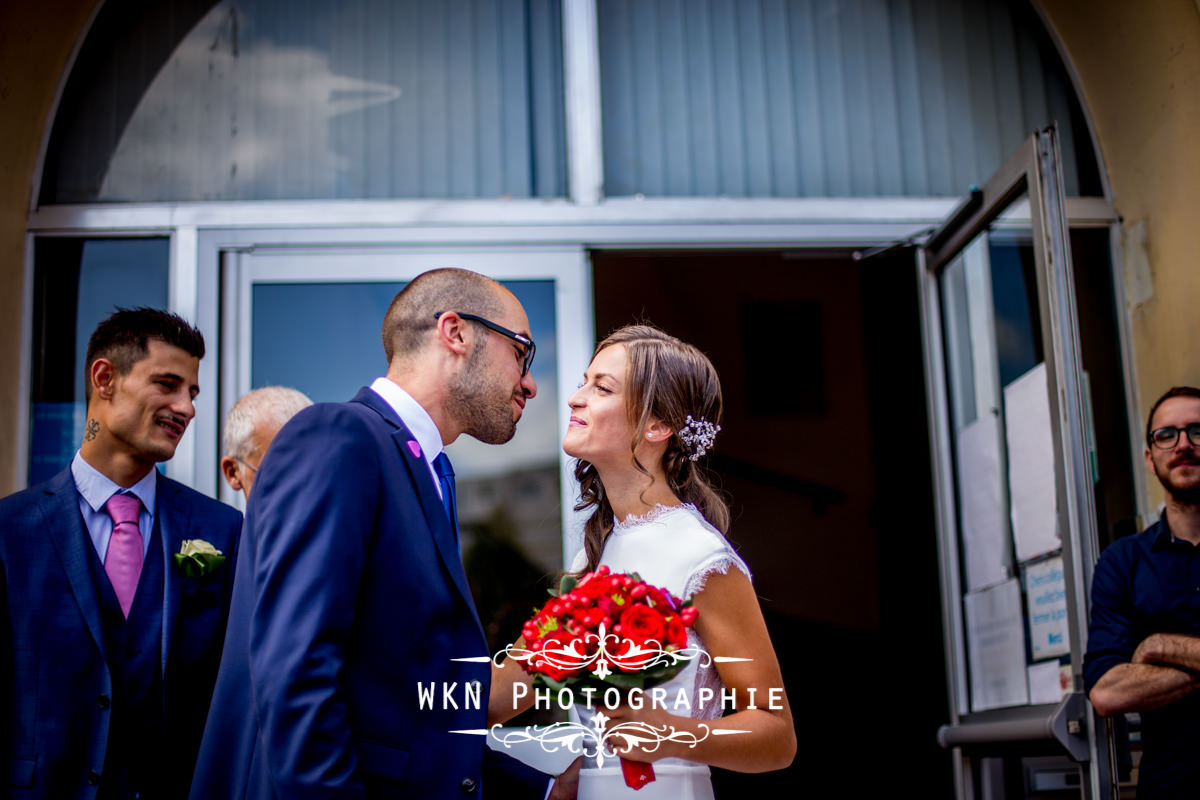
[678,415,720,461]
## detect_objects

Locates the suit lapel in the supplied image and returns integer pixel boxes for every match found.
[41,469,108,662]
[353,389,485,633]
[157,474,189,678]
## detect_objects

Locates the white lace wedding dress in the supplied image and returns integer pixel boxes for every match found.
[569,504,751,800]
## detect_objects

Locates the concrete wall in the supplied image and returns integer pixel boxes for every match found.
[1041,0,1200,507]
[0,1,94,493]
[2,0,1199,496]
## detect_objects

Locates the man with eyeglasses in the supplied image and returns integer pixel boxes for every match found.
[219,386,312,502]
[192,268,572,799]
[1085,386,1200,798]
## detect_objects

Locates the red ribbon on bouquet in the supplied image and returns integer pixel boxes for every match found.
[620,758,656,790]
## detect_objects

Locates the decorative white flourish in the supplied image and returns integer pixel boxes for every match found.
[489,717,713,767]
[500,622,709,680]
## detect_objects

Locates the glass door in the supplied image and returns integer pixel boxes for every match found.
[919,129,1112,798]
[215,244,592,653]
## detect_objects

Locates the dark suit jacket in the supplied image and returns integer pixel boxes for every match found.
[0,467,242,799]
[192,388,543,799]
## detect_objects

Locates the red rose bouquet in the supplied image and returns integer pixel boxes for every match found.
[514,565,700,788]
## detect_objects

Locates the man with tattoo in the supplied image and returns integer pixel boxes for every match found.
[1086,386,1200,798]
[0,308,242,799]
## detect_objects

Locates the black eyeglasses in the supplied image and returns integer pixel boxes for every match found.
[434,311,536,377]
[1148,423,1200,449]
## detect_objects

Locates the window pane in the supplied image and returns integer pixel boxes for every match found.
[597,0,1101,197]
[42,0,566,203]
[29,238,170,484]
[937,199,1076,712]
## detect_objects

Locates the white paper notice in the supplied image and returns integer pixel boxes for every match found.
[965,579,1029,712]
[957,414,1010,591]
[1004,363,1060,561]
[1024,557,1069,660]
[1027,660,1066,705]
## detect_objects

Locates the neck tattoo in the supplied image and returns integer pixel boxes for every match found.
[85,418,100,441]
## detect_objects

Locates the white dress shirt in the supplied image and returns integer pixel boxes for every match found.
[368,376,446,499]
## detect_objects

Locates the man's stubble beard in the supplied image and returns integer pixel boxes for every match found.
[1154,453,1200,506]
[446,343,518,445]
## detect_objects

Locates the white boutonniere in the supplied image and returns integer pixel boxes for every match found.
[173,539,226,579]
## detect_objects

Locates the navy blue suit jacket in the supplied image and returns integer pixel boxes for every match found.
[192,388,541,799]
[0,468,242,799]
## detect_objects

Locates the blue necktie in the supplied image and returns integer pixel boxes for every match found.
[433,452,459,543]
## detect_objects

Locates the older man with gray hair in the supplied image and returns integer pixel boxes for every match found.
[220,386,312,501]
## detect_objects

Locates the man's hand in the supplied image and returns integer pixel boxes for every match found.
[1091,634,1200,717]
[1133,633,1200,671]
[1133,635,1162,664]
[548,756,582,800]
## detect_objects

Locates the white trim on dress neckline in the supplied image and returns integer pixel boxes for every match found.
[612,502,697,532]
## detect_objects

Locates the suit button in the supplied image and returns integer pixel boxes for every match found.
[460,776,477,793]
[88,770,101,785]
[97,694,110,710]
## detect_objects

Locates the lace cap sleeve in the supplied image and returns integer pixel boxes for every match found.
[568,548,588,574]
[669,507,752,600]
[683,548,752,601]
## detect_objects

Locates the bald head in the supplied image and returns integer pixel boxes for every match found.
[382,268,509,365]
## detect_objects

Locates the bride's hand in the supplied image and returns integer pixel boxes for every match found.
[601,703,693,763]
[548,756,583,799]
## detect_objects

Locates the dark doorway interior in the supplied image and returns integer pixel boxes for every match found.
[591,248,954,798]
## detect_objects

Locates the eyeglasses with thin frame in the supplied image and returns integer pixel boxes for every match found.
[434,311,536,377]
[1148,423,1200,449]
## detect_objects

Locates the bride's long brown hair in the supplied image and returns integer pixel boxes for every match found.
[574,325,730,573]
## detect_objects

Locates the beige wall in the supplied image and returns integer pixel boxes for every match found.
[1041,0,1200,506]
[2,1,1200,495]
[0,1,94,493]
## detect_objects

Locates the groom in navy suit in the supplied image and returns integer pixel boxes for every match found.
[0,308,242,799]
[192,268,563,798]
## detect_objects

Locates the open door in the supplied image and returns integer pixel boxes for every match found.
[919,128,1114,798]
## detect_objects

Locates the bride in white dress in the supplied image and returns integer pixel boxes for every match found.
[489,325,796,799]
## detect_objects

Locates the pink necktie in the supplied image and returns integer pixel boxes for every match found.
[104,493,144,618]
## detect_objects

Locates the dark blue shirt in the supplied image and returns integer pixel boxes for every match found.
[1084,514,1200,799]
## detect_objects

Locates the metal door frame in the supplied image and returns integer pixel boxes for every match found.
[919,128,1111,798]
[203,240,593,561]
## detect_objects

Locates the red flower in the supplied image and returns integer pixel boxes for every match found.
[644,586,677,610]
[518,569,699,692]
[620,605,667,645]
[572,574,612,601]
[665,616,688,650]
[530,628,587,681]
[571,607,605,629]
[609,637,647,672]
